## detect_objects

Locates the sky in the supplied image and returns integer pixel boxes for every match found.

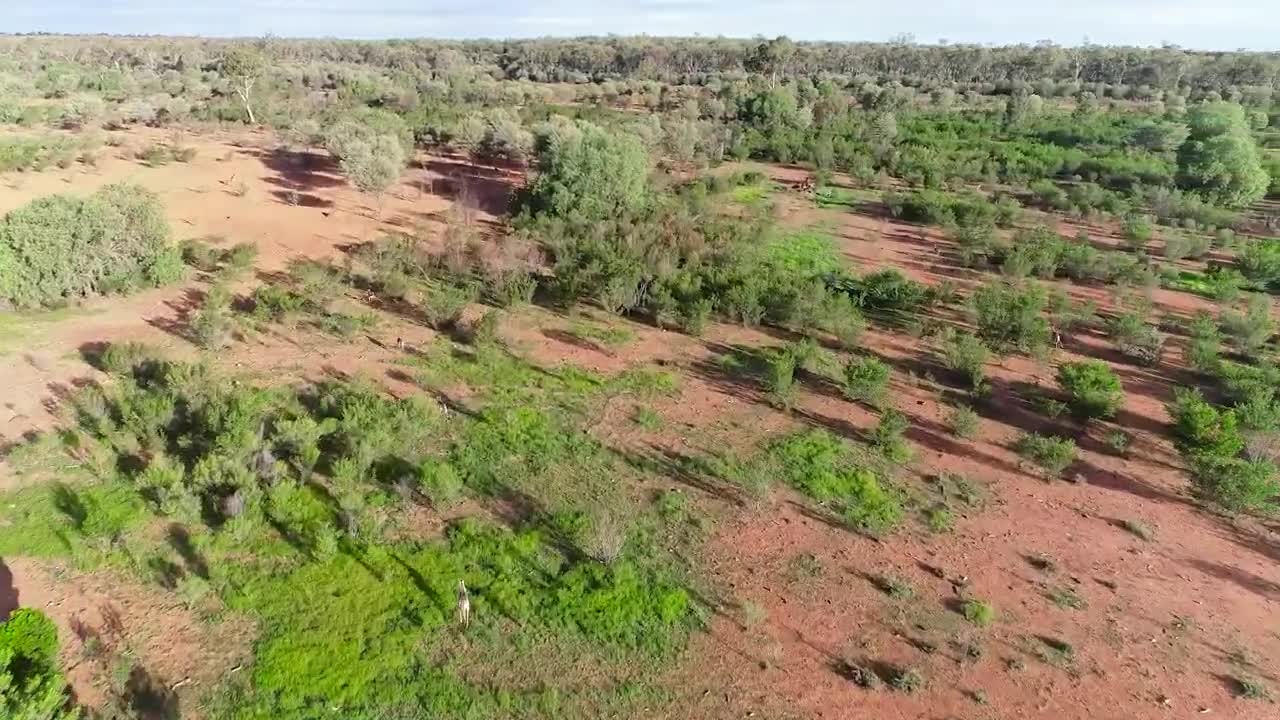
[2,0,1277,50]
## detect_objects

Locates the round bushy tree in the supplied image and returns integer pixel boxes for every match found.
[528,120,652,221]
[1176,102,1270,208]
[1056,360,1125,420]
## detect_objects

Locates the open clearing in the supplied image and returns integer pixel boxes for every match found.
[1,129,1277,719]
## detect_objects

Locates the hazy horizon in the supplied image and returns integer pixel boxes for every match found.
[3,1,1278,51]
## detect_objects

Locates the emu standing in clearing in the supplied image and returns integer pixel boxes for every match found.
[456,580,471,628]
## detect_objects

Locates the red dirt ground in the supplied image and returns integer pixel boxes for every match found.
[2,133,1279,719]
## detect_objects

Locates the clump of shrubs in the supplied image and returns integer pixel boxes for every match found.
[1056,360,1125,420]
[969,281,1052,356]
[842,355,892,408]
[946,404,981,439]
[0,183,181,308]
[1166,387,1279,512]
[1014,433,1077,478]
[936,328,990,392]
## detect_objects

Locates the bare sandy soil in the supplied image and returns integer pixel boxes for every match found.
[1,131,1278,719]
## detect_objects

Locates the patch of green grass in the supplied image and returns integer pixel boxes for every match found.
[567,319,635,348]
[407,339,675,411]
[765,429,903,534]
[222,519,695,717]
[764,230,841,278]
[0,481,149,562]
[815,185,871,210]
[0,353,704,720]
[730,183,770,206]
[0,306,98,355]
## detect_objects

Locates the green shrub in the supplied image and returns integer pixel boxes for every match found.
[1104,430,1132,456]
[1107,311,1166,366]
[191,284,235,349]
[1167,387,1245,457]
[842,355,891,407]
[766,347,799,407]
[251,283,307,323]
[1187,453,1278,512]
[870,408,912,462]
[0,608,59,670]
[421,283,479,329]
[416,458,464,508]
[946,404,980,439]
[93,340,164,375]
[1220,294,1275,356]
[0,608,76,720]
[961,599,996,627]
[937,328,990,391]
[0,183,176,308]
[1185,311,1222,372]
[527,120,653,221]
[970,281,1051,355]
[890,667,926,694]
[1056,360,1125,420]
[1014,433,1077,477]
[1121,213,1153,249]
[1237,237,1280,288]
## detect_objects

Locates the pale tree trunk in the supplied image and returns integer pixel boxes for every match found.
[237,83,256,124]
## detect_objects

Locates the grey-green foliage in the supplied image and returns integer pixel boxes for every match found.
[324,114,410,198]
[1176,102,1270,208]
[0,183,179,308]
[528,119,653,221]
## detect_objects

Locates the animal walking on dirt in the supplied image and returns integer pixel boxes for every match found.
[456,580,471,628]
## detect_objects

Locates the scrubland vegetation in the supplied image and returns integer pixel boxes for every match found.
[0,31,1279,720]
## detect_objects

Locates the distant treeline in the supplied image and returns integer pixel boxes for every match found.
[1,35,1278,96]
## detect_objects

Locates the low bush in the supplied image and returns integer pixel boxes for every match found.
[1185,311,1222,372]
[937,328,990,391]
[1220,294,1275,356]
[1107,310,1166,366]
[1166,387,1279,511]
[1056,360,1125,420]
[1237,237,1280,289]
[0,183,179,308]
[961,599,996,627]
[842,355,891,408]
[191,284,236,349]
[870,408,912,462]
[0,608,76,720]
[946,404,980,439]
[970,281,1052,355]
[767,430,903,534]
[1014,433,1077,478]
[1121,213,1154,249]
